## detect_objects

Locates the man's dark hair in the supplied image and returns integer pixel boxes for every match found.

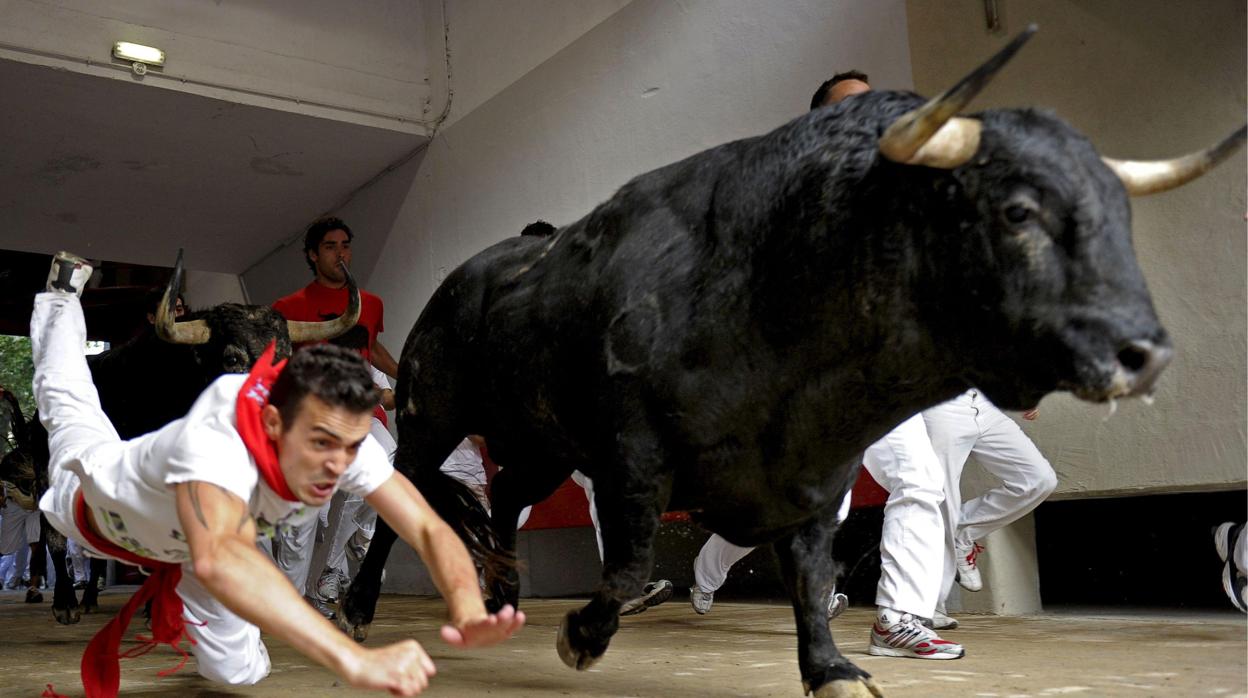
[809,70,870,111]
[269,344,378,427]
[520,220,556,237]
[303,216,353,273]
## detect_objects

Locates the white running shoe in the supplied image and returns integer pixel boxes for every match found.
[46,251,94,297]
[689,586,714,615]
[869,607,965,660]
[924,609,959,630]
[955,539,984,592]
[827,591,848,620]
[619,579,674,616]
[316,569,348,602]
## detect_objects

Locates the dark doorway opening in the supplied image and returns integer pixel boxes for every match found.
[1035,490,1246,609]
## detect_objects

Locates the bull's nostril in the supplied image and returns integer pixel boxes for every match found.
[1116,341,1151,374]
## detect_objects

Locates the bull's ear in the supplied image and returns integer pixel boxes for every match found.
[880,24,1036,168]
[1103,125,1246,196]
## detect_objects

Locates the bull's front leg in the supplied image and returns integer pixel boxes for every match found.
[556,453,670,671]
[337,519,398,643]
[774,513,882,698]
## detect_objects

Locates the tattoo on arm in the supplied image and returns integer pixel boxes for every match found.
[188,482,210,529]
[187,482,249,531]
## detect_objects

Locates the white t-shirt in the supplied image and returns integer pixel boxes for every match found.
[77,374,394,564]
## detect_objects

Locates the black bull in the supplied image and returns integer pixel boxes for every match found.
[339,30,1242,698]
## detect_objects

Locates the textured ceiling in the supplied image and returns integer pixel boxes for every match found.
[0,58,425,274]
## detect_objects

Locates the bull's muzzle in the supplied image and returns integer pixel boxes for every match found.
[1110,338,1173,398]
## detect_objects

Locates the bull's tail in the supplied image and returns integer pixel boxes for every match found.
[397,440,516,590]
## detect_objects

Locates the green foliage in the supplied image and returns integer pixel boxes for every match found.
[0,334,35,420]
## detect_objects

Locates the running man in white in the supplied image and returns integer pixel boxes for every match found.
[33,251,523,697]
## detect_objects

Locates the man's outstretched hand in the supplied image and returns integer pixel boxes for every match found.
[441,604,526,648]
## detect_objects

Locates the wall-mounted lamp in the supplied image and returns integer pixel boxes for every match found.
[112,41,164,75]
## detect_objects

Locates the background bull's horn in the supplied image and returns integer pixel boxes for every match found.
[1103,125,1247,196]
[879,23,1036,167]
[155,248,210,345]
[287,261,362,343]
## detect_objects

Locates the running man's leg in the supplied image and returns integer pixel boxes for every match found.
[957,397,1056,544]
[862,414,947,619]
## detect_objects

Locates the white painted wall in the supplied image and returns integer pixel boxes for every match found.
[0,0,430,133]
[185,270,246,307]
[368,0,914,344]
[436,0,633,129]
[906,1,1247,496]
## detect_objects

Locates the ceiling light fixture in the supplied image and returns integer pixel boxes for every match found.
[112,41,164,75]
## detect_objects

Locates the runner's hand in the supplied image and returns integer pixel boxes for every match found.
[441,604,525,648]
[342,639,436,696]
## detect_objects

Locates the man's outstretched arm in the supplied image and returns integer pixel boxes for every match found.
[176,481,437,695]
[366,472,525,647]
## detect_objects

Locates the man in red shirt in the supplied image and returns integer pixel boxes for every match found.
[272,217,400,610]
[273,217,397,378]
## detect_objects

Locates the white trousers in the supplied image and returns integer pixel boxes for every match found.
[691,479,854,598]
[0,500,40,554]
[922,390,1057,601]
[66,539,90,583]
[31,292,270,685]
[860,413,947,617]
[321,420,393,578]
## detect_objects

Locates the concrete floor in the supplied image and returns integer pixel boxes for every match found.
[2,588,1244,697]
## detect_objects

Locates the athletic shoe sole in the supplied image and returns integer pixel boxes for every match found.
[1213,522,1238,563]
[1222,562,1247,613]
[868,643,964,660]
[620,579,674,616]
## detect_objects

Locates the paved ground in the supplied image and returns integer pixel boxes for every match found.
[2,589,1244,697]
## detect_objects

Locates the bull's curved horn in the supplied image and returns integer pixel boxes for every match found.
[880,24,1037,168]
[287,261,361,343]
[155,249,210,345]
[1103,125,1246,196]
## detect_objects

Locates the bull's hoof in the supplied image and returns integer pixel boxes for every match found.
[82,600,99,614]
[555,612,601,671]
[811,678,884,698]
[53,604,82,625]
[334,598,370,643]
[25,589,43,604]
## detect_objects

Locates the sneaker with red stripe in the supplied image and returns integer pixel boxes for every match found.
[955,539,984,592]
[868,608,965,660]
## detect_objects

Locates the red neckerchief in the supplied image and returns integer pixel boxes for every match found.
[235,341,298,502]
[64,490,196,698]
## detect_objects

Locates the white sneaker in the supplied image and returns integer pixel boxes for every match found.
[955,539,984,592]
[346,529,371,563]
[619,579,673,616]
[46,251,94,297]
[925,609,959,630]
[827,591,848,620]
[869,607,964,660]
[316,569,347,602]
[690,586,714,615]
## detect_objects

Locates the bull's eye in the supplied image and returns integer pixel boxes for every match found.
[1004,203,1032,224]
